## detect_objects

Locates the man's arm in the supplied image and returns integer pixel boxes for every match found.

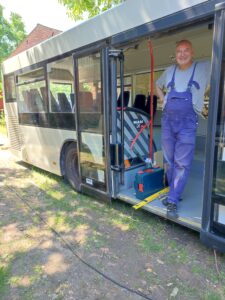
[155,68,167,106]
[155,85,165,105]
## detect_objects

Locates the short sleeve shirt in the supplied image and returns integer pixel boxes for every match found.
[156,60,211,113]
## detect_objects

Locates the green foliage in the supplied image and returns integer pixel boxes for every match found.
[58,0,123,20]
[0,111,6,135]
[50,82,72,98]
[0,5,26,62]
[0,4,26,94]
[0,265,9,295]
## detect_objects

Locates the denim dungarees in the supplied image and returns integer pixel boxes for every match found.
[161,63,200,205]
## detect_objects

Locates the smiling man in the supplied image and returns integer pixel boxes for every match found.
[156,40,211,217]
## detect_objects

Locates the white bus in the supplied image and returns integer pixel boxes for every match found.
[2,0,225,252]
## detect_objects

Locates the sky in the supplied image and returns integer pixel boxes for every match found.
[0,0,77,33]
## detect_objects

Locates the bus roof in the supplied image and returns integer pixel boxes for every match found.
[2,0,209,75]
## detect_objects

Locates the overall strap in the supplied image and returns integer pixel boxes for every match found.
[167,65,177,90]
[187,63,200,90]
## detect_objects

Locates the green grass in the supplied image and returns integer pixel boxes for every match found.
[25,166,170,255]
[138,233,164,253]
[0,265,10,295]
[175,281,200,299]
[204,292,224,300]
[169,247,189,264]
[4,161,224,300]
[139,270,161,286]
[192,263,225,286]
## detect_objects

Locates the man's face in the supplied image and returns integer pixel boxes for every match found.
[176,42,193,67]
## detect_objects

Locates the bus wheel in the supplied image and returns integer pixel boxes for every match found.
[64,143,80,191]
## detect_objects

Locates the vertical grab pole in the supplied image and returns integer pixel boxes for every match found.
[119,52,125,184]
[148,40,154,162]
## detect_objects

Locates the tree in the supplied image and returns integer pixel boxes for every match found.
[59,0,123,20]
[0,5,26,90]
[0,5,26,62]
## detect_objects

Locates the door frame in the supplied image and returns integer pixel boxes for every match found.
[72,43,112,201]
[200,2,225,252]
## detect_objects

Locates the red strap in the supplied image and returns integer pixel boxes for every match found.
[144,169,153,173]
[138,183,144,192]
[130,123,149,150]
[117,107,127,111]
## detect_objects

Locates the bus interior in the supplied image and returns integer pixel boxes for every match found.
[114,21,213,230]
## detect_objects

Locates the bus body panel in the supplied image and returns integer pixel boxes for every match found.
[5,102,18,117]
[19,126,77,175]
[4,103,21,152]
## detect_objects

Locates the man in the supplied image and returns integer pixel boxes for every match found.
[156,40,211,217]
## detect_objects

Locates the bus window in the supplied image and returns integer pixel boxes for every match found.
[77,53,102,131]
[4,75,16,103]
[117,76,132,106]
[135,70,163,110]
[47,56,74,113]
[17,68,47,113]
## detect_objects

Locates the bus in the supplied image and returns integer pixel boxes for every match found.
[2,0,225,252]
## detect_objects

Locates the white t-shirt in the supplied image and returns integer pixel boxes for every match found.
[156,60,211,113]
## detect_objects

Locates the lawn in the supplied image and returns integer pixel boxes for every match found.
[0,152,224,299]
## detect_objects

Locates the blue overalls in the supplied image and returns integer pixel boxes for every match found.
[161,63,200,205]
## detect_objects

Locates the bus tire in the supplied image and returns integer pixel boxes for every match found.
[64,143,80,191]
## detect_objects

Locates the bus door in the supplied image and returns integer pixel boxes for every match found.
[73,47,111,200]
[201,2,225,252]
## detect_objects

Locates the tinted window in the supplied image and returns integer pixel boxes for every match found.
[47,57,74,113]
[17,68,47,113]
[77,53,102,131]
[4,75,16,102]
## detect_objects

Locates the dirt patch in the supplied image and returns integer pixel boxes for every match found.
[0,144,225,300]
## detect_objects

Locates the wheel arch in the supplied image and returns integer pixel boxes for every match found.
[60,139,77,176]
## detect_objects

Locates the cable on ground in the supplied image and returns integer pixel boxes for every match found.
[6,185,153,300]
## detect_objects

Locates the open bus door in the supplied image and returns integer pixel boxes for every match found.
[72,46,111,201]
[201,2,225,252]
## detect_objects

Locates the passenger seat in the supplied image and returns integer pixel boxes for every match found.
[132,94,146,112]
[144,95,158,116]
[57,93,72,112]
[117,91,130,108]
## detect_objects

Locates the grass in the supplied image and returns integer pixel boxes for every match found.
[29,166,170,255]
[204,292,224,300]
[0,266,9,295]
[1,158,225,300]
[166,247,189,264]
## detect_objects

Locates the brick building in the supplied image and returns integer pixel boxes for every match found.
[9,24,62,58]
